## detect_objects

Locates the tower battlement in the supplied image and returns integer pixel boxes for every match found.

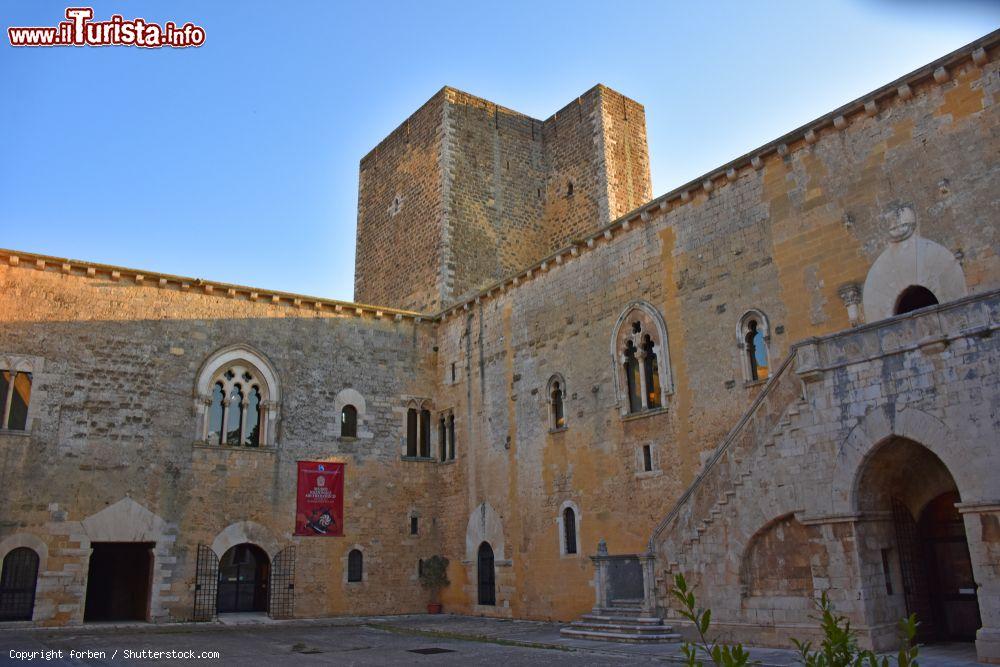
[353,85,652,312]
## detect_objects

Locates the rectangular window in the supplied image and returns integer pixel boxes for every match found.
[410,516,419,535]
[642,445,653,472]
[451,363,456,383]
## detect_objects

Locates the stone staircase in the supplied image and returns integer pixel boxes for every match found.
[560,600,681,643]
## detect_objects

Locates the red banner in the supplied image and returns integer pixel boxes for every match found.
[294,461,344,536]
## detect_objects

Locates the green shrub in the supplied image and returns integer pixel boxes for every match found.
[792,592,919,667]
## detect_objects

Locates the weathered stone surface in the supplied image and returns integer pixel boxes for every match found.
[0,29,997,665]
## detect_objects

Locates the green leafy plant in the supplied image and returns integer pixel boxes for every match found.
[418,555,450,603]
[792,592,919,667]
[671,573,757,667]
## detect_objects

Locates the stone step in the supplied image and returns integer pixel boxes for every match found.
[572,621,672,635]
[581,613,663,625]
[594,607,646,618]
[559,627,682,643]
[608,598,643,607]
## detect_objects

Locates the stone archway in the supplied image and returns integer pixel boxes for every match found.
[862,235,966,322]
[854,437,980,644]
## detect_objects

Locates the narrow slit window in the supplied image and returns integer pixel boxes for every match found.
[447,414,456,460]
[439,416,447,462]
[563,507,577,555]
[406,408,418,457]
[419,409,431,457]
[642,445,653,472]
[410,516,419,535]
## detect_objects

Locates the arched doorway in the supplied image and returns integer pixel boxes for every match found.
[856,437,980,643]
[894,285,939,315]
[477,542,495,606]
[217,543,269,614]
[917,491,980,641]
[0,548,39,621]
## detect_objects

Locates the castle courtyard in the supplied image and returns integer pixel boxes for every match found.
[0,615,987,666]
[1,11,998,667]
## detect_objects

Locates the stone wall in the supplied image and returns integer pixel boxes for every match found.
[425,37,999,638]
[0,31,996,663]
[354,85,652,311]
[652,292,1000,657]
[0,264,443,624]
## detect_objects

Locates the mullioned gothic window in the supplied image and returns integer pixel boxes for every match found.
[404,400,434,459]
[195,345,280,448]
[737,310,771,384]
[438,410,456,461]
[612,302,673,416]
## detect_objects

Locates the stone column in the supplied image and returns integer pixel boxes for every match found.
[638,550,657,618]
[591,538,610,612]
[958,502,1000,664]
[838,282,863,327]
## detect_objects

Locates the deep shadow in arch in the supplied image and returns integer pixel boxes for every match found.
[217,543,269,614]
[894,285,939,315]
[477,542,495,606]
[855,437,980,643]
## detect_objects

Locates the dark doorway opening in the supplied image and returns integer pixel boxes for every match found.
[477,542,495,606]
[860,437,982,645]
[84,542,154,622]
[917,491,981,641]
[894,285,939,315]
[0,547,39,621]
[217,543,269,614]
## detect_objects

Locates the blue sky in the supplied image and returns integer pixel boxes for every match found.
[1,1,997,302]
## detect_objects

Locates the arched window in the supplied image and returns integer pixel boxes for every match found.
[547,375,567,430]
[419,408,431,458]
[447,414,456,460]
[347,549,363,583]
[0,547,39,621]
[341,405,357,438]
[612,302,673,416]
[894,285,939,315]
[196,345,279,448]
[737,310,770,383]
[563,507,577,555]
[406,408,418,457]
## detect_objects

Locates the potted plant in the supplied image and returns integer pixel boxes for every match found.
[419,555,450,614]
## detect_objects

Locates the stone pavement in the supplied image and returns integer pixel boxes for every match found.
[0,614,985,665]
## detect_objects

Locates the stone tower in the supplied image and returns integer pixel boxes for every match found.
[353,85,652,312]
